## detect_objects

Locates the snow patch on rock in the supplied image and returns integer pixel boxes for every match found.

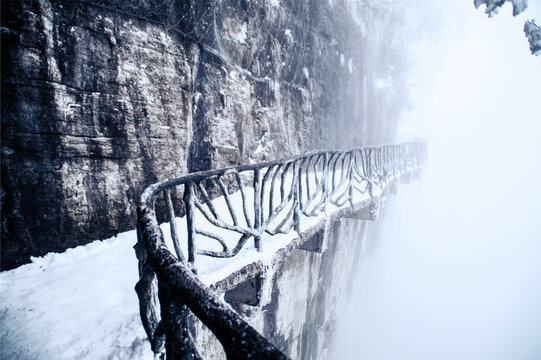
[235,23,248,44]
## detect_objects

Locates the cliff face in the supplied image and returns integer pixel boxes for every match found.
[1,0,408,269]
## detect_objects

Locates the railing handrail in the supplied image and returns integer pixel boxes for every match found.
[140,144,424,208]
[136,141,427,359]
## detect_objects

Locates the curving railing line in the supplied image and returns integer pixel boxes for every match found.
[135,141,427,359]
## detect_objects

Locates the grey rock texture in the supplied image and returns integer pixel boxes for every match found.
[1,0,408,269]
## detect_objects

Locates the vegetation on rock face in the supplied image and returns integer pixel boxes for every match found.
[474,0,528,17]
[474,0,540,55]
[524,19,541,55]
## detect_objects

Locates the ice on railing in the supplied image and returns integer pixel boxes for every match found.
[158,169,383,286]
[149,145,429,285]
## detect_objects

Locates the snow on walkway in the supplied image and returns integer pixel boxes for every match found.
[0,232,153,360]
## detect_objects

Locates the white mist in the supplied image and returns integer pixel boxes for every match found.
[333,2,541,359]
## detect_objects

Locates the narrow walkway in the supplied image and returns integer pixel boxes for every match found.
[136,142,427,359]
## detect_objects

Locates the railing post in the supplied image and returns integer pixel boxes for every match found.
[253,168,262,251]
[135,209,165,354]
[322,153,329,211]
[293,161,301,235]
[184,182,197,271]
[165,189,186,265]
[348,152,354,206]
[158,281,201,360]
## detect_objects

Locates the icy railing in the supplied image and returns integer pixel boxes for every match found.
[135,142,427,359]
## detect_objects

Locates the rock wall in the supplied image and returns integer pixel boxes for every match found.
[1,0,409,269]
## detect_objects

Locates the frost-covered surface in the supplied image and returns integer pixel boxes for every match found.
[0,174,387,359]
[474,0,527,17]
[161,177,381,285]
[0,233,153,360]
[524,19,541,55]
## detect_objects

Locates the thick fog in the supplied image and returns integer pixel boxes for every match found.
[334,2,540,360]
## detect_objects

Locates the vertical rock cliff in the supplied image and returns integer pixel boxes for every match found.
[1,0,408,269]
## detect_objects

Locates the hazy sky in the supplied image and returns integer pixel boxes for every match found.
[334,1,540,359]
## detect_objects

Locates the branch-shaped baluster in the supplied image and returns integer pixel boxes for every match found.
[195,233,254,259]
[383,148,391,179]
[308,155,321,203]
[301,155,327,215]
[217,176,239,227]
[338,153,348,186]
[230,234,253,256]
[253,168,262,251]
[380,149,385,176]
[329,157,356,206]
[385,148,393,177]
[192,197,259,238]
[269,163,283,218]
[296,159,305,211]
[265,163,298,233]
[333,154,343,190]
[304,157,311,206]
[235,173,253,229]
[267,207,296,235]
[298,157,310,211]
[347,152,355,206]
[293,161,301,234]
[391,147,398,175]
[265,178,296,231]
[368,148,377,183]
[196,181,220,219]
[361,149,376,198]
[372,149,378,179]
[375,149,383,182]
[193,184,230,229]
[195,229,230,257]
[351,151,369,185]
[164,189,186,265]
[332,179,353,207]
[391,147,395,172]
[315,153,325,183]
[280,162,293,202]
[267,165,299,235]
[334,154,355,201]
[361,149,370,182]
[313,154,326,195]
[183,182,197,270]
[305,154,323,208]
[321,152,330,210]
[261,165,277,225]
[331,153,341,193]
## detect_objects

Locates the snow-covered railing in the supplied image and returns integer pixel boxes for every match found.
[135,142,427,359]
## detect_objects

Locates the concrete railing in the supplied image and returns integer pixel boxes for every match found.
[135,141,427,359]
